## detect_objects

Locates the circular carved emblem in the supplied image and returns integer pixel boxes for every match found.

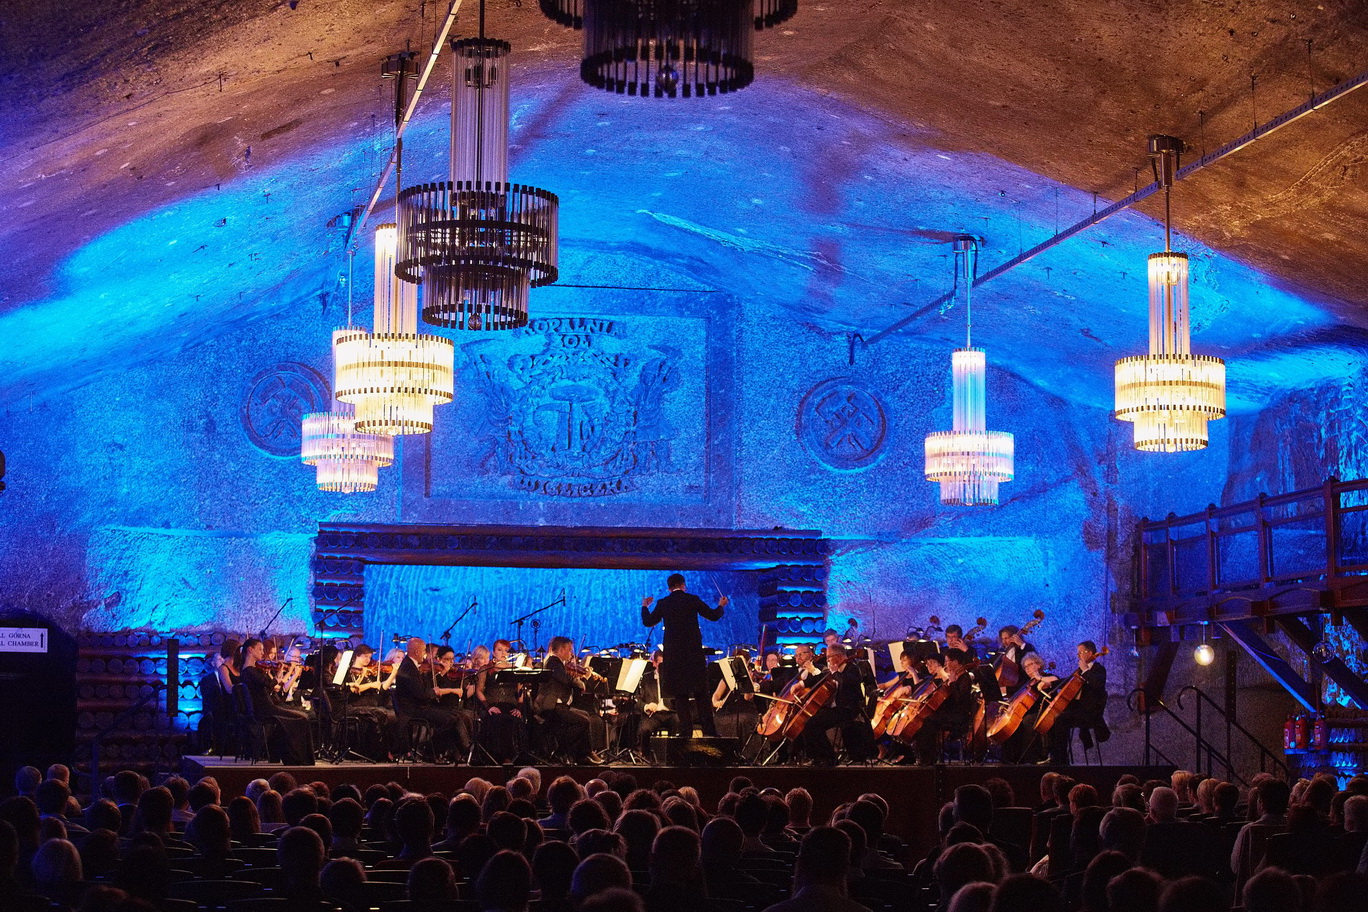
[798,378,889,470]
[242,362,332,457]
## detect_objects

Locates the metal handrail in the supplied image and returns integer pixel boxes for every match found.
[1178,685,1289,780]
[87,681,164,794]
[1127,687,1248,784]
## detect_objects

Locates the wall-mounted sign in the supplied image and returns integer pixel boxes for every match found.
[0,628,48,653]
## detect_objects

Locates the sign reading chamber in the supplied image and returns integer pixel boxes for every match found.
[0,628,48,653]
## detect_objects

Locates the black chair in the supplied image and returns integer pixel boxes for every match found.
[232,683,273,763]
[169,878,266,910]
[406,719,436,762]
[230,866,288,889]
[233,846,280,867]
[227,900,341,912]
[378,901,478,912]
[357,881,408,907]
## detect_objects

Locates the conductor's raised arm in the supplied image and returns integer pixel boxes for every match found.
[700,594,727,622]
[641,595,660,627]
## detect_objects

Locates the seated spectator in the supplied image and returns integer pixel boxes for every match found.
[80,828,122,880]
[114,842,172,907]
[329,797,365,857]
[32,837,83,910]
[569,799,612,838]
[580,886,646,912]
[245,778,271,803]
[1261,805,1337,877]
[131,787,176,839]
[1156,875,1225,912]
[86,800,122,836]
[1099,807,1146,863]
[701,817,761,894]
[991,873,1060,912]
[1,795,42,878]
[617,809,661,871]
[1079,850,1132,912]
[390,797,436,864]
[482,786,511,822]
[488,810,528,853]
[1232,779,1291,883]
[227,795,261,843]
[936,843,996,908]
[436,794,482,851]
[576,829,627,860]
[475,849,532,912]
[408,856,458,905]
[457,834,498,882]
[532,839,579,912]
[785,788,814,838]
[256,789,287,832]
[276,825,327,903]
[762,826,869,912]
[643,826,709,912]
[848,799,903,872]
[736,792,774,855]
[321,857,368,912]
[164,775,194,824]
[1140,787,1217,880]
[1243,866,1301,912]
[282,787,320,827]
[571,853,635,907]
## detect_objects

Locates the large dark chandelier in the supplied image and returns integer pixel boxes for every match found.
[540,0,797,98]
[396,8,559,331]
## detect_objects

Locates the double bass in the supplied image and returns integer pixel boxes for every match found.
[994,610,1046,689]
[756,671,838,742]
[1034,646,1109,735]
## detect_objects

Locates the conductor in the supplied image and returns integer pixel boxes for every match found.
[641,573,728,737]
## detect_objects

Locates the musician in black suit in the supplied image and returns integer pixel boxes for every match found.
[636,650,680,753]
[534,637,605,765]
[641,573,728,737]
[1046,640,1109,764]
[796,644,875,766]
[392,637,470,760]
[913,648,977,765]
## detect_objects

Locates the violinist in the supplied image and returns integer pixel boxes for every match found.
[796,644,874,766]
[329,644,396,760]
[475,639,528,763]
[1044,640,1109,765]
[431,647,466,707]
[638,650,680,754]
[913,648,976,765]
[534,636,605,765]
[239,637,315,765]
[215,638,241,700]
[711,649,759,743]
[392,636,471,762]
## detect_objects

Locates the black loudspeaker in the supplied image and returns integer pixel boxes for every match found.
[166,639,179,719]
[653,736,739,767]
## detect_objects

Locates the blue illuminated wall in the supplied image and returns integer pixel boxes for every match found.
[0,66,1362,741]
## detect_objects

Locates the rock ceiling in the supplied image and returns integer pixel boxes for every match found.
[1,0,1366,410]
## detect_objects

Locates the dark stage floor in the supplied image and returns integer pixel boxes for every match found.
[183,756,1172,858]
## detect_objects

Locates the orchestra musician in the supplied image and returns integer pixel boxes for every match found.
[995,625,1036,686]
[475,639,528,763]
[535,636,606,765]
[637,650,680,755]
[796,644,875,766]
[640,573,728,737]
[913,648,976,765]
[329,643,396,760]
[711,649,759,743]
[1044,640,1109,765]
[998,652,1057,763]
[392,636,471,762]
[238,637,315,765]
[944,625,974,659]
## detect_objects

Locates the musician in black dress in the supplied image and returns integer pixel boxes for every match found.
[475,639,528,763]
[1045,640,1109,764]
[239,637,315,765]
[913,648,977,765]
[711,649,759,742]
[392,636,470,761]
[641,573,728,737]
[534,637,605,765]
[796,645,874,766]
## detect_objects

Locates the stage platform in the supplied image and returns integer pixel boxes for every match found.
[183,757,1172,858]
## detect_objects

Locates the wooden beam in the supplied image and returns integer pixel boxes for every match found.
[1138,641,1180,712]
[1219,620,1317,711]
[1275,615,1368,709]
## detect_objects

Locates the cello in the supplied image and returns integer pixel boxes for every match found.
[887,677,949,742]
[994,610,1046,689]
[1034,646,1108,735]
[986,660,1056,743]
[756,669,838,742]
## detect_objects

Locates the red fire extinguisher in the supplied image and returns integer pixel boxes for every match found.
[1284,714,1297,750]
[1295,712,1312,750]
[1313,712,1329,751]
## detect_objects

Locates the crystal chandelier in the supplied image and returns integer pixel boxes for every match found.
[397,7,558,331]
[300,399,395,494]
[539,0,797,98]
[924,236,1015,506]
[333,225,455,434]
[1114,135,1226,452]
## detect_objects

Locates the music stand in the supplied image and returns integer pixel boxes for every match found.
[329,650,374,763]
[605,658,650,764]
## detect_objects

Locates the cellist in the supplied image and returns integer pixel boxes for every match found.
[913,648,977,765]
[1044,640,1109,765]
[998,652,1057,763]
[795,644,874,766]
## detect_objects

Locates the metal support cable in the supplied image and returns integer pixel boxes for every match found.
[859,65,1368,353]
[347,0,466,250]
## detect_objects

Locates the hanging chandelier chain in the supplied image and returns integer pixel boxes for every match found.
[952,235,979,349]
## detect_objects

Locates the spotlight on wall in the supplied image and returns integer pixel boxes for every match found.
[1194,625,1214,666]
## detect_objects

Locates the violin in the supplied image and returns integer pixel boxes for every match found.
[994,609,1046,689]
[1034,646,1109,735]
[567,658,608,684]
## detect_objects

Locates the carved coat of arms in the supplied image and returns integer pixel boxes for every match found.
[463,318,681,497]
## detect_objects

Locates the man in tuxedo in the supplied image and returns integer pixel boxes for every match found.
[796,644,874,766]
[534,636,605,765]
[392,636,470,761]
[1046,640,1109,764]
[641,573,728,736]
[996,625,1036,686]
[637,650,680,755]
